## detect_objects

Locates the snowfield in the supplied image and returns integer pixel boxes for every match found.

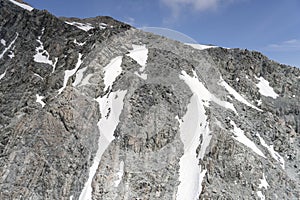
[255,76,279,99]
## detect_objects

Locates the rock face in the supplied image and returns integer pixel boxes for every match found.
[0,0,299,199]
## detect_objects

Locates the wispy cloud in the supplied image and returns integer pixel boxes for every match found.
[266,39,300,52]
[161,0,238,18]
[124,17,136,26]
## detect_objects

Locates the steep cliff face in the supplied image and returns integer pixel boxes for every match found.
[0,0,299,199]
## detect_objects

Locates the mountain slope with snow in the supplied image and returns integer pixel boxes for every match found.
[0,0,299,199]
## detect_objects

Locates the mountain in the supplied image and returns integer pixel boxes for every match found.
[0,0,299,199]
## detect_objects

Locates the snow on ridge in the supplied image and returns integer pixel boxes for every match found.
[58,53,83,94]
[218,77,263,112]
[255,76,279,99]
[65,21,94,32]
[0,33,18,60]
[8,0,34,11]
[103,56,123,91]
[36,94,46,108]
[230,120,265,158]
[127,44,148,80]
[185,43,217,50]
[179,70,237,114]
[256,133,285,169]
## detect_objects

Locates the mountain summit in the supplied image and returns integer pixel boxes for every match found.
[0,0,299,199]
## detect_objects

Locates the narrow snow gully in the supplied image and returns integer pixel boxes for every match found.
[58,53,83,95]
[79,56,127,200]
[176,69,217,200]
[0,32,18,60]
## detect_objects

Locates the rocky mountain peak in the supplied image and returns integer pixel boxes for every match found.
[0,0,299,199]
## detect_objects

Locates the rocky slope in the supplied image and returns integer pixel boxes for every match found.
[0,0,299,199]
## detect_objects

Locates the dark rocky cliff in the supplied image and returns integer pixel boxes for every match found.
[0,0,299,199]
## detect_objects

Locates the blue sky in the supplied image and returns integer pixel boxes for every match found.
[25,0,300,68]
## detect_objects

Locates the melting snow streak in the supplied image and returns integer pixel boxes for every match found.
[58,53,82,94]
[177,69,216,200]
[0,33,18,60]
[256,133,285,169]
[79,56,126,200]
[230,120,265,158]
[219,77,262,111]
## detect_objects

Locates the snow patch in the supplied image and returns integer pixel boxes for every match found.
[65,21,94,32]
[257,191,265,200]
[72,67,87,87]
[74,39,86,46]
[230,120,265,158]
[255,76,279,99]
[218,77,263,111]
[127,44,148,80]
[257,173,269,200]
[256,133,285,169]
[36,94,45,108]
[179,70,237,114]
[34,29,58,72]
[185,43,217,50]
[127,44,148,70]
[0,33,18,60]
[8,51,15,59]
[58,53,83,94]
[99,23,107,30]
[0,69,7,81]
[103,56,123,91]
[1,39,6,46]
[8,0,34,11]
[258,173,269,189]
[114,161,124,187]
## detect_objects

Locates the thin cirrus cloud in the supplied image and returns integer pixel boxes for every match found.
[266,39,300,52]
[161,0,237,18]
